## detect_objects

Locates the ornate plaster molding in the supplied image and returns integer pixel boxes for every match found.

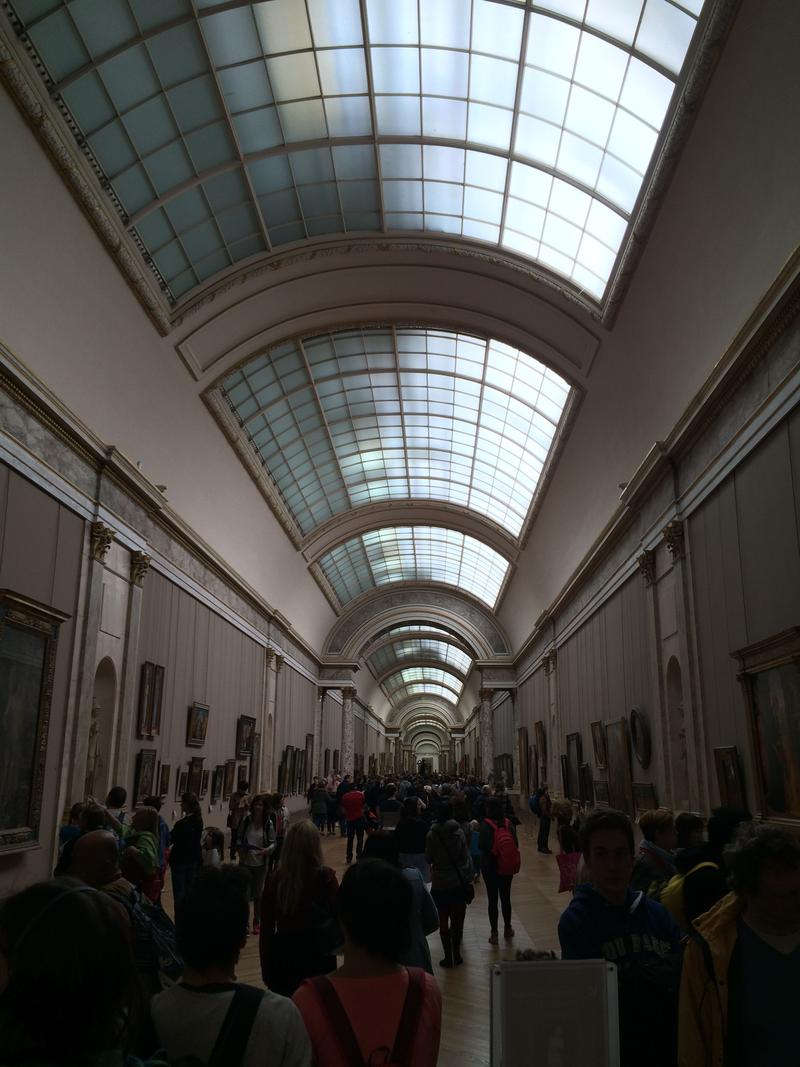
[129,550,151,587]
[0,26,171,336]
[636,549,657,586]
[89,521,114,563]
[543,649,558,675]
[478,688,493,704]
[662,520,686,561]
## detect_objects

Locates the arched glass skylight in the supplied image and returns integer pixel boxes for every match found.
[369,640,472,676]
[8,0,707,301]
[391,683,460,704]
[383,624,460,638]
[222,327,570,538]
[385,666,464,696]
[318,526,509,608]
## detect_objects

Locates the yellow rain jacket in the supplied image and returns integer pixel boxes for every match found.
[678,891,742,1067]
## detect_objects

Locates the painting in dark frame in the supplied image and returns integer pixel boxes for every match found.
[200,769,210,798]
[187,757,204,798]
[605,718,634,816]
[186,702,209,748]
[534,721,547,764]
[324,748,331,776]
[633,781,658,815]
[0,592,68,853]
[211,765,224,802]
[579,763,594,807]
[590,720,607,769]
[249,732,260,789]
[134,749,157,804]
[136,662,154,739]
[518,726,530,799]
[714,746,746,810]
[559,754,568,797]
[176,771,188,801]
[304,733,314,791]
[236,715,257,758]
[223,760,236,799]
[158,763,170,797]
[593,780,610,807]
[150,665,165,736]
[566,732,583,801]
[333,748,340,774]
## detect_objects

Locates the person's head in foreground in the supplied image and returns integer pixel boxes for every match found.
[580,808,635,905]
[0,878,144,1062]
[338,859,412,967]
[728,821,800,934]
[176,865,250,978]
[638,808,677,852]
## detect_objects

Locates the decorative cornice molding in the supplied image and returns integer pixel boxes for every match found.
[0,23,171,336]
[636,549,657,586]
[662,520,686,561]
[89,521,114,563]
[129,550,151,587]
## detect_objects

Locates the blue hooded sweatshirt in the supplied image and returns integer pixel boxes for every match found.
[558,885,682,1067]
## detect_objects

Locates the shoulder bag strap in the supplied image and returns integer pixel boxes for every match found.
[308,976,366,1066]
[390,968,426,1065]
[207,984,264,1067]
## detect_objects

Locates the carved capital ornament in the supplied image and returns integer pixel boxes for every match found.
[130,551,151,586]
[544,648,558,675]
[637,549,656,586]
[90,521,114,563]
[662,520,686,561]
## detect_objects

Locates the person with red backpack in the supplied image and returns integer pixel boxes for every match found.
[293,858,441,1067]
[479,796,522,944]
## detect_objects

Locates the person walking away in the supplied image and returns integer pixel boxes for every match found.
[169,793,203,912]
[480,797,521,944]
[260,820,341,997]
[309,779,328,833]
[558,809,681,1067]
[537,785,553,854]
[394,796,431,882]
[228,780,251,862]
[469,819,482,882]
[341,781,366,864]
[237,794,276,935]
[425,801,473,968]
[362,831,439,974]
[325,780,339,836]
[292,859,441,1067]
[678,821,800,1067]
[151,865,311,1067]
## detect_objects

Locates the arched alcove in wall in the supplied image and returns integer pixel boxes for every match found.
[86,657,117,800]
[666,656,690,810]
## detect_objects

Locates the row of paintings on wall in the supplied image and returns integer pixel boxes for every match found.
[134,740,259,808]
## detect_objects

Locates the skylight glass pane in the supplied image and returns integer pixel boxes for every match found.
[8,0,706,304]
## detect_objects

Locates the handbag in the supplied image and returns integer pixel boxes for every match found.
[437,826,475,905]
[556,850,581,893]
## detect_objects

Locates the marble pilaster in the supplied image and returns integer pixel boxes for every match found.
[341,687,355,777]
[479,688,494,783]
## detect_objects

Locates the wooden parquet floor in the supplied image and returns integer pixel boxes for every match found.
[165,813,564,1067]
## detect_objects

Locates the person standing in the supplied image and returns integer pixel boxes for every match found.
[480,797,521,944]
[537,785,553,854]
[169,793,204,911]
[237,795,276,935]
[228,779,251,862]
[425,801,473,968]
[308,779,329,834]
[341,781,366,864]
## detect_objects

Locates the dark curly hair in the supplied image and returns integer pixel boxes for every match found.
[727,821,800,897]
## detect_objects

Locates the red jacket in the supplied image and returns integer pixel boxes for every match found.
[341,790,365,822]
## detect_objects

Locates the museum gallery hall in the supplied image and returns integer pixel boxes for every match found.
[0,0,798,1064]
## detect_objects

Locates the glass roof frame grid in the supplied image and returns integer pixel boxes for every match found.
[384,664,465,691]
[7,0,708,306]
[367,638,473,675]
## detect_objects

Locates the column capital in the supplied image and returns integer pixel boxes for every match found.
[478,688,493,704]
[543,648,558,675]
[637,548,656,586]
[662,519,686,561]
[341,686,356,702]
[317,686,328,701]
[90,521,115,563]
[129,550,151,586]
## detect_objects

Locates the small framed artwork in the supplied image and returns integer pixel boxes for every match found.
[137,662,155,739]
[593,780,610,807]
[200,769,210,798]
[534,721,547,763]
[566,732,583,801]
[560,754,568,797]
[304,733,314,791]
[250,733,260,788]
[630,708,652,769]
[134,749,157,804]
[324,748,331,776]
[211,765,224,802]
[236,715,257,758]
[186,702,209,748]
[187,756,204,797]
[633,782,658,815]
[223,759,236,799]
[158,763,170,797]
[714,746,746,809]
[151,665,165,736]
[579,763,594,807]
[590,721,607,769]
[333,749,340,774]
[605,718,634,816]
[238,763,248,790]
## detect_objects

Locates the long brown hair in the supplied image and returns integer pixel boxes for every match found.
[274,820,323,916]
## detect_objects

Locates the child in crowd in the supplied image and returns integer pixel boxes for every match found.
[469,819,482,882]
[202,827,224,867]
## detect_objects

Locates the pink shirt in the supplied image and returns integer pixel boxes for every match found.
[293,968,441,1067]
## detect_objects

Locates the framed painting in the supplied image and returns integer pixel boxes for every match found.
[714,746,746,809]
[186,702,209,748]
[150,665,165,736]
[236,715,256,758]
[590,720,607,769]
[566,732,583,801]
[324,748,331,776]
[238,763,248,790]
[560,754,568,797]
[211,765,224,802]
[333,748,340,774]
[134,749,157,804]
[158,763,170,798]
[176,771,188,801]
[605,718,634,816]
[734,628,800,824]
[223,760,236,799]
[249,732,260,789]
[633,782,658,816]
[579,763,594,807]
[518,727,530,799]
[630,708,652,769]
[534,721,547,764]
[187,757,204,798]
[136,662,154,739]
[305,733,314,790]
[200,769,210,798]
[530,745,539,791]
[593,780,610,807]
[0,592,68,853]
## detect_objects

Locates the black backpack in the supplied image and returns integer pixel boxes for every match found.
[168,984,264,1067]
[106,886,184,990]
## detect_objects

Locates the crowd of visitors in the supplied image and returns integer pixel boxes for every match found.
[1,769,797,1067]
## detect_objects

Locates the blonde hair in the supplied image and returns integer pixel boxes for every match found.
[551,799,574,825]
[275,820,323,916]
[638,807,674,842]
[131,806,158,834]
